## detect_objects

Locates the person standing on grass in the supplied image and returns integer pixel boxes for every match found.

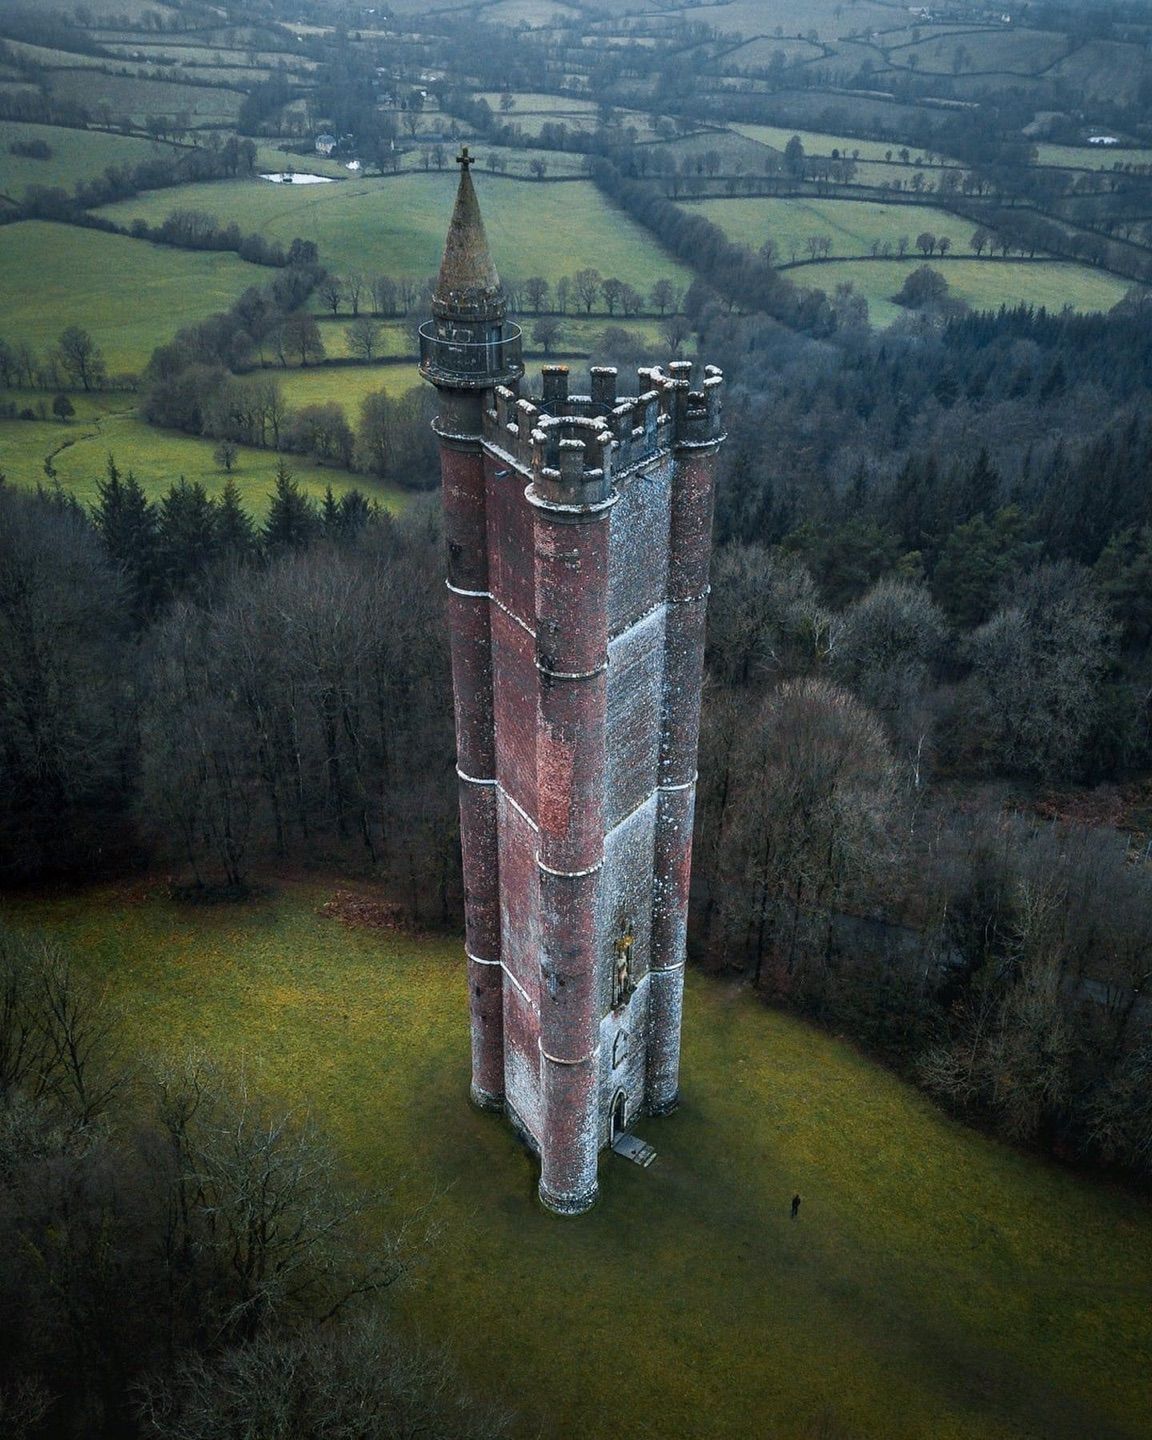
[791,1193,801,1220]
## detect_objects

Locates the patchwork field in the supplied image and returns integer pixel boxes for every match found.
[0,400,401,513]
[4,881,1149,1440]
[95,174,693,289]
[792,256,1140,327]
[694,195,977,261]
[1034,142,1152,170]
[0,120,186,201]
[0,222,270,375]
[44,69,245,124]
[731,122,958,165]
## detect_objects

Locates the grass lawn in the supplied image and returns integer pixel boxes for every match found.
[791,256,1141,326]
[0,402,405,514]
[4,880,1149,1440]
[0,222,271,376]
[96,174,693,290]
[694,195,975,261]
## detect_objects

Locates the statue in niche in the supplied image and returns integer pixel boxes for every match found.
[612,918,636,1008]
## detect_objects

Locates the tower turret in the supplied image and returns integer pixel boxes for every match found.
[419,148,523,395]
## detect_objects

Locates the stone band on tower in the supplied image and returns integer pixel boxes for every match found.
[422,154,724,1213]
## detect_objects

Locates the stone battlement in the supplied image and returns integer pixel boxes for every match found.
[484,359,724,508]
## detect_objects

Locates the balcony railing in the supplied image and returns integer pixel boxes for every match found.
[419,321,524,388]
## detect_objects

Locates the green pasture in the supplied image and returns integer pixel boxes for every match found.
[1050,38,1147,104]
[95,174,692,290]
[4,40,114,69]
[0,222,270,376]
[1034,142,1152,169]
[885,27,1068,75]
[791,256,1140,327]
[694,196,975,261]
[476,91,600,116]
[274,363,423,414]
[0,401,401,514]
[726,36,827,68]
[676,0,894,42]
[477,0,584,26]
[45,69,245,124]
[0,121,187,201]
[5,881,1150,1440]
[731,122,957,165]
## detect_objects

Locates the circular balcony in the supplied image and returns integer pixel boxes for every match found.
[419,321,524,389]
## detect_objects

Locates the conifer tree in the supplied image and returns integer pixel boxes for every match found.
[216,478,257,561]
[263,459,318,554]
[158,478,219,597]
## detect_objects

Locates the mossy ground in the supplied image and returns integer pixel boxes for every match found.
[4,881,1150,1440]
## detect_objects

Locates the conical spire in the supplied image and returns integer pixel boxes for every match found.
[433,148,504,321]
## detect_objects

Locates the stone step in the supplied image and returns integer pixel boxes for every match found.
[611,1133,657,1167]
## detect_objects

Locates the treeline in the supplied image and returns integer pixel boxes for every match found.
[7,136,259,222]
[124,206,300,268]
[590,157,836,334]
[694,552,1152,1180]
[0,924,510,1440]
[133,256,438,484]
[0,478,456,922]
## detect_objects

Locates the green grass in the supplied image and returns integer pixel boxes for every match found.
[95,174,693,289]
[5,880,1150,1440]
[0,222,270,375]
[274,363,423,413]
[1034,142,1152,169]
[0,402,405,514]
[731,122,958,164]
[791,256,1141,326]
[45,69,245,124]
[694,195,976,261]
[0,121,188,202]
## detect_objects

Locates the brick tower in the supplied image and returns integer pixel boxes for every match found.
[421,151,724,1214]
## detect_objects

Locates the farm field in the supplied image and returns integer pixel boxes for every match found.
[275,363,423,413]
[885,27,1070,76]
[5,880,1150,1440]
[44,69,245,124]
[0,402,401,513]
[790,256,1140,327]
[694,195,976,261]
[0,222,270,375]
[95,174,693,289]
[730,122,958,164]
[1033,142,1152,169]
[0,120,186,200]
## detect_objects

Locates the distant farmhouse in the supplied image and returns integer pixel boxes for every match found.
[315,133,337,156]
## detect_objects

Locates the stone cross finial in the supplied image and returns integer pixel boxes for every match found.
[457,145,473,169]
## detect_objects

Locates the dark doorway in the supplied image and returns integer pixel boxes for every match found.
[611,1091,626,1143]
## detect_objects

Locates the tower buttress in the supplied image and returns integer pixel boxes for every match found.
[421,151,522,1111]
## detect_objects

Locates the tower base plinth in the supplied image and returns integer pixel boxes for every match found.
[539,1179,599,1217]
[470,1083,504,1113]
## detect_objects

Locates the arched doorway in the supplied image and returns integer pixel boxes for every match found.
[610,1090,627,1143]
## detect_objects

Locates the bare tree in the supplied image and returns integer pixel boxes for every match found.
[55,326,106,391]
[346,315,383,362]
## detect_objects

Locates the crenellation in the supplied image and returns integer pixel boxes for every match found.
[590,365,618,411]
[541,364,569,412]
